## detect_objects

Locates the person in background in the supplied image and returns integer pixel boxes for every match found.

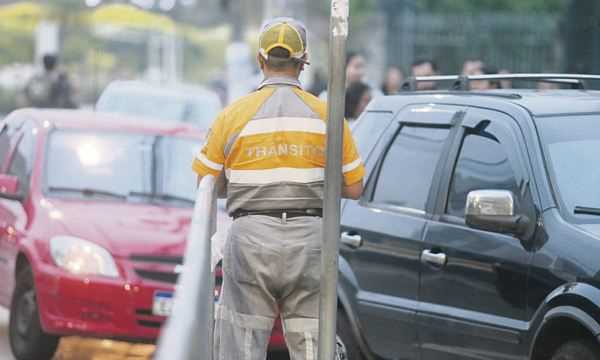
[308,68,327,96]
[498,69,512,89]
[23,54,77,109]
[319,51,368,100]
[345,51,367,86]
[467,63,501,90]
[345,81,372,123]
[381,65,404,95]
[461,59,484,76]
[411,58,438,90]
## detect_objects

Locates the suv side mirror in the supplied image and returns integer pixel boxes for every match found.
[0,174,23,201]
[465,190,530,236]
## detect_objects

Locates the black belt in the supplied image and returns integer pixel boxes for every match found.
[232,208,323,220]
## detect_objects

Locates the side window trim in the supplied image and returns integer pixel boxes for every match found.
[7,120,37,196]
[361,105,465,216]
[436,109,531,223]
[362,123,452,217]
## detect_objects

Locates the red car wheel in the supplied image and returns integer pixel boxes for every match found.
[9,267,59,360]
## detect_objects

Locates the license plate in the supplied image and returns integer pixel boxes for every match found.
[153,291,173,316]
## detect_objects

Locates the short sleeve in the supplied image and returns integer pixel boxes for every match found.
[342,120,365,185]
[192,112,226,177]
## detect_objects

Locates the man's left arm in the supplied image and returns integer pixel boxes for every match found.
[341,121,365,200]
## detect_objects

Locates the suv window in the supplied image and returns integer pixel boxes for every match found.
[372,125,449,211]
[446,128,520,217]
[8,122,37,193]
[353,111,394,160]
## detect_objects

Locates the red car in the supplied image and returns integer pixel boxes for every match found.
[0,109,286,360]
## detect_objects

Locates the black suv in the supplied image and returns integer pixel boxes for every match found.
[336,74,600,360]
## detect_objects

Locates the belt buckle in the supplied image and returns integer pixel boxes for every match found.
[282,211,287,224]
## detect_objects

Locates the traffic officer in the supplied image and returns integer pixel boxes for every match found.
[192,17,364,360]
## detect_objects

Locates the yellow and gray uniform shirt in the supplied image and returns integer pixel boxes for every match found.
[192,77,365,214]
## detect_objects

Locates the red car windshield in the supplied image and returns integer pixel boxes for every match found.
[44,129,199,207]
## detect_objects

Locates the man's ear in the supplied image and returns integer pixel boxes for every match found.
[299,54,309,72]
[257,54,265,71]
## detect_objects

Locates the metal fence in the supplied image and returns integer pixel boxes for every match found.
[386,12,561,75]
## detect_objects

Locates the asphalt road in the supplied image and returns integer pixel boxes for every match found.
[0,308,155,360]
[0,308,289,360]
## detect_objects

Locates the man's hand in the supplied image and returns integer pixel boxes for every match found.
[342,180,363,200]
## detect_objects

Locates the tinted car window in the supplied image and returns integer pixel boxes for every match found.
[352,111,393,160]
[372,125,449,210]
[446,130,519,217]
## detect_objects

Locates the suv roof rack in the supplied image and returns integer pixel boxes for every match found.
[401,73,600,91]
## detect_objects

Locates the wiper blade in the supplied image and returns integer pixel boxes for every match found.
[48,186,127,200]
[574,206,600,216]
[128,191,194,204]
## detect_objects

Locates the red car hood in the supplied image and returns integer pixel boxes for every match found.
[41,198,193,258]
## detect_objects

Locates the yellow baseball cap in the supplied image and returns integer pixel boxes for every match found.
[259,17,309,64]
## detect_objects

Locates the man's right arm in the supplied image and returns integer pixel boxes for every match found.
[192,113,227,187]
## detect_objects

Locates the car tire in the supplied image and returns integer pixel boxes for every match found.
[337,309,364,360]
[551,339,600,360]
[9,266,59,360]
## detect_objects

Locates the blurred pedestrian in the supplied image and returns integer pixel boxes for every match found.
[320,51,368,99]
[498,69,512,89]
[411,58,438,90]
[23,54,77,109]
[193,17,364,360]
[461,59,484,76]
[308,68,327,96]
[381,65,404,95]
[468,64,501,90]
[345,81,372,123]
[346,51,367,86]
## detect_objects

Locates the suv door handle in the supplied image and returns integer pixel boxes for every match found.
[421,249,447,267]
[341,232,362,248]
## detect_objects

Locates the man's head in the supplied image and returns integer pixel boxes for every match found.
[42,54,58,72]
[411,58,438,90]
[346,51,367,85]
[257,17,308,78]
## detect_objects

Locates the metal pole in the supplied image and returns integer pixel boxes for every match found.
[319,1,349,359]
[155,175,217,360]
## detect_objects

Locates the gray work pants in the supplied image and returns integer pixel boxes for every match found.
[214,214,322,360]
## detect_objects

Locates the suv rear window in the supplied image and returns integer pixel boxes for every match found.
[371,125,449,211]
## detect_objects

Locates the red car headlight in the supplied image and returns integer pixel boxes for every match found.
[50,235,119,278]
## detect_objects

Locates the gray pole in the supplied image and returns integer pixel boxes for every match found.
[319,1,348,359]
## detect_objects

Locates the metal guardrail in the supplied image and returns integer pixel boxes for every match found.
[401,73,600,91]
[155,175,217,360]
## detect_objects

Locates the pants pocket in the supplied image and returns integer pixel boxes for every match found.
[224,231,262,286]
